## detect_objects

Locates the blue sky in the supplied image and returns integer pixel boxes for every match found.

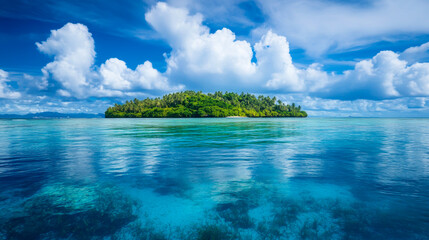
[1,0,429,116]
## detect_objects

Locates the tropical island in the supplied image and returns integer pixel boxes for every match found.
[105,91,307,118]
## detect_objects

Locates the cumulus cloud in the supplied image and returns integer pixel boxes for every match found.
[37,22,181,98]
[0,69,21,99]
[322,51,429,100]
[254,31,329,92]
[99,58,183,91]
[146,2,256,88]
[254,30,302,91]
[37,23,95,98]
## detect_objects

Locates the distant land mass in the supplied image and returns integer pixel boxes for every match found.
[0,112,104,119]
[105,91,307,118]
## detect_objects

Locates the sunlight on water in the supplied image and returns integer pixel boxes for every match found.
[0,118,429,239]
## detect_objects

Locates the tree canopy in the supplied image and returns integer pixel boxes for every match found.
[105,91,307,118]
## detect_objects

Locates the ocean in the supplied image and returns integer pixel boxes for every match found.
[0,118,428,239]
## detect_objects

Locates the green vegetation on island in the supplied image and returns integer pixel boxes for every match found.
[105,91,307,118]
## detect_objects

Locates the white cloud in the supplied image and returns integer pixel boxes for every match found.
[254,30,302,91]
[37,22,181,98]
[145,2,256,88]
[255,0,429,56]
[37,23,95,98]
[99,58,183,91]
[0,69,21,99]
[254,30,329,92]
[99,58,132,90]
[325,51,429,100]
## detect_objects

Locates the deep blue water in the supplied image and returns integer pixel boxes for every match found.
[0,118,429,239]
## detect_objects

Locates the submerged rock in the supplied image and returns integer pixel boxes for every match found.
[195,223,238,240]
[216,200,255,229]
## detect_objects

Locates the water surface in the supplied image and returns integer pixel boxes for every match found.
[0,118,428,239]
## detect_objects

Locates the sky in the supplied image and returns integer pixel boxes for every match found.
[1,0,429,117]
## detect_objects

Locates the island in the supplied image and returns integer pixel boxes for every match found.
[105,91,307,118]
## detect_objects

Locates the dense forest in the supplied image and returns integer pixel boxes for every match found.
[105,91,307,118]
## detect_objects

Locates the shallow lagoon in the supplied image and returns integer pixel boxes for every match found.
[0,118,429,239]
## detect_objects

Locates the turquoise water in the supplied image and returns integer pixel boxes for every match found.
[0,118,429,239]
